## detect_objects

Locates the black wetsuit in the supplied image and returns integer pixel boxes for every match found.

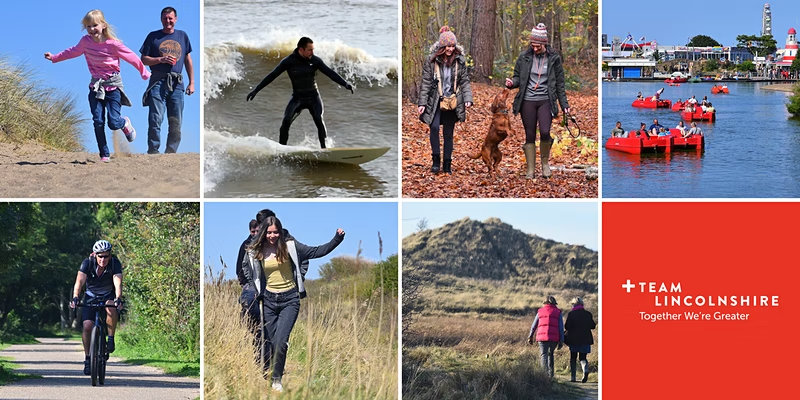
[251,49,351,148]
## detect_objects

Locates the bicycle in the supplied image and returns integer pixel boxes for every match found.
[72,301,117,386]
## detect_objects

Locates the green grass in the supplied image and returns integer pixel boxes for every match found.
[112,337,199,377]
[0,355,42,385]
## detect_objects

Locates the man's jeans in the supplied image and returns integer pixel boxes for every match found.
[88,89,124,158]
[146,80,184,154]
[262,288,301,379]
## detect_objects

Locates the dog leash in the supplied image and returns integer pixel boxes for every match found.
[562,112,582,139]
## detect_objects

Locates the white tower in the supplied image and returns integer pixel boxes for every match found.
[762,3,772,37]
[785,28,798,61]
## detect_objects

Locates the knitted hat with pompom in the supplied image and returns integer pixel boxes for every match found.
[438,26,457,47]
[530,23,548,44]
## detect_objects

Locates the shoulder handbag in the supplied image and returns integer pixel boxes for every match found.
[435,62,459,111]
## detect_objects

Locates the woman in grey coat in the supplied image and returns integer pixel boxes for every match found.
[505,23,570,179]
[417,26,473,174]
[242,216,344,392]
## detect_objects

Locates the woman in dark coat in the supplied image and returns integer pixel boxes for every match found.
[417,26,473,174]
[564,297,596,382]
[505,23,570,179]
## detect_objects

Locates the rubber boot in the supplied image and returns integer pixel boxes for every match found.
[540,139,553,178]
[430,154,440,173]
[522,143,536,179]
[581,360,589,383]
[443,159,452,174]
[570,360,577,382]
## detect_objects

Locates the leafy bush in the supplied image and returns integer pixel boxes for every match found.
[372,254,398,297]
[787,84,800,116]
[104,203,200,362]
[703,59,719,72]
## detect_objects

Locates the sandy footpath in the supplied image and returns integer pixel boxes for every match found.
[0,337,200,400]
[761,83,796,92]
[0,140,200,198]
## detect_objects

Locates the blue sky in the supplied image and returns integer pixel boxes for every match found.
[0,1,199,154]
[603,1,800,47]
[204,202,399,281]
[402,202,598,251]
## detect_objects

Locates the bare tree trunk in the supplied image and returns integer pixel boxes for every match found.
[470,0,497,83]
[403,0,430,102]
[550,0,563,55]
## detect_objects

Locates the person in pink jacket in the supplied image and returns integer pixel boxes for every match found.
[527,295,565,378]
[45,9,150,162]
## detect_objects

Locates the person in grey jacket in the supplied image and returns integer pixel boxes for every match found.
[505,23,570,179]
[242,216,344,392]
[417,26,473,174]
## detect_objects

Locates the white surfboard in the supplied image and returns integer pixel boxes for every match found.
[282,147,390,165]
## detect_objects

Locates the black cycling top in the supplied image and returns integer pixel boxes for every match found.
[79,256,123,298]
[253,49,350,97]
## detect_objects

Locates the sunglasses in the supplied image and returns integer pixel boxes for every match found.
[250,230,259,234]
[96,253,111,259]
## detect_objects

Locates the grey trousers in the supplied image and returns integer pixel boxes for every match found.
[539,341,559,377]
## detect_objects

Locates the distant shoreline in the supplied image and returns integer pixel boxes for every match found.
[761,83,796,92]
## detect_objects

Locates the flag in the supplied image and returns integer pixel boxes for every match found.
[627,33,633,41]
[639,36,646,42]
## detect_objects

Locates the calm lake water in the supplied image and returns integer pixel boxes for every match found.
[602,81,800,198]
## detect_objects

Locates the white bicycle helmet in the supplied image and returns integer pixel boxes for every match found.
[92,240,112,253]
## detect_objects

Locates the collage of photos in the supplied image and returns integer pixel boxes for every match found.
[1,0,798,399]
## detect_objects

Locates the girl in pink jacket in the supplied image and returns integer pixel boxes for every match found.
[45,9,150,162]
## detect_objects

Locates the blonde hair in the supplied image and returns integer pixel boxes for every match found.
[82,10,119,42]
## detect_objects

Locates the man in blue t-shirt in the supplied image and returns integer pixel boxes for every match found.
[140,6,195,154]
[649,118,664,136]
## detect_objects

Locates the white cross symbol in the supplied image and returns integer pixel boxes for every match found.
[622,279,635,293]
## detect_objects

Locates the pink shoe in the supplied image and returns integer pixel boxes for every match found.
[122,116,136,142]
[101,156,110,162]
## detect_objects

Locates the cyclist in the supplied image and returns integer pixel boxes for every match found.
[69,240,124,375]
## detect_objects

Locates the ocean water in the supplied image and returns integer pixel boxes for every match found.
[602,81,800,198]
[204,0,398,197]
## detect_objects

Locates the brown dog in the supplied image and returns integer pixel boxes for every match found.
[469,89,514,176]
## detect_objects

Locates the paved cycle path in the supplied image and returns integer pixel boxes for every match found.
[0,338,199,400]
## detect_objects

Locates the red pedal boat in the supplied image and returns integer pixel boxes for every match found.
[605,129,704,154]
[632,99,672,108]
[665,77,687,84]
[681,109,716,122]
[671,101,684,112]
[711,86,729,94]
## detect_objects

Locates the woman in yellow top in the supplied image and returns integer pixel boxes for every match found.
[242,216,345,392]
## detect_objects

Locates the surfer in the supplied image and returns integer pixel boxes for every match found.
[246,37,354,149]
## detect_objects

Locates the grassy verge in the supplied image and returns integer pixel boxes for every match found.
[113,332,200,377]
[0,346,43,385]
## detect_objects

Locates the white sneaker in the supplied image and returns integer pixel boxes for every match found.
[271,379,283,392]
[122,116,136,142]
